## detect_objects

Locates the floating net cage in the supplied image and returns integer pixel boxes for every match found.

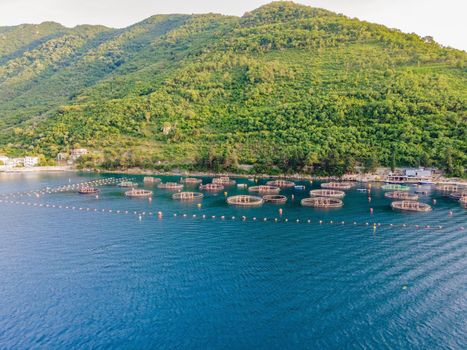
[227,195,264,207]
[266,180,296,188]
[143,177,161,184]
[125,189,153,198]
[78,187,100,195]
[248,185,280,194]
[414,189,429,195]
[436,184,459,192]
[180,178,202,184]
[381,184,410,191]
[158,182,184,190]
[391,201,432,212]
[263,194,287,204]
[320,182,354,190]
[309,189,345,198]
[118,181,138,188]
[301,197,343,208]
[212,177,236,186]
[199,183,224,191]
[384,191,419,201]
[448,191,467,200]
[172,192,204,200]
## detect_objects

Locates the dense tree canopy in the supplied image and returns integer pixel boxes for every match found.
[0,2,466,176]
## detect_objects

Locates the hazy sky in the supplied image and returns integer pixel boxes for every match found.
[0,0,465,50]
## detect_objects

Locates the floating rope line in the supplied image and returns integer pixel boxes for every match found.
[0,177,133,199]
[0,198,463,231]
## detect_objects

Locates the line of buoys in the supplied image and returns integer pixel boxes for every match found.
[0,177,132,199]
[0,198,460,230]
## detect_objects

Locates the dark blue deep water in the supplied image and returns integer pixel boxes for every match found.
[0,173,466,349]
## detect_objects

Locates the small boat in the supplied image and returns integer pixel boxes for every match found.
[357,188,368,193]
[78,187,100,195]
[294,185,306,190]
[237,184,248,189]
[418,180,434,185]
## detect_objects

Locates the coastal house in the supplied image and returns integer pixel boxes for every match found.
[70,148,88,161]
[8,158,25,168]
[404,168,433,178]
[24,156,39,168]
[0,155,9,165]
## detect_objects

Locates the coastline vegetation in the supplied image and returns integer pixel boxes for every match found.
[0,2,465,177]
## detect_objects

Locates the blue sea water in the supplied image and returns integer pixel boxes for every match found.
[0,172,466,349]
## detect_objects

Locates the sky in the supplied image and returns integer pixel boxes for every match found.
[0,0,465,51]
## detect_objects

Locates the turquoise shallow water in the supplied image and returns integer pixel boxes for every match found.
[0,172,466,349]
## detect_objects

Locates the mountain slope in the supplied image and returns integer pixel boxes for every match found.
[0,2,466,175]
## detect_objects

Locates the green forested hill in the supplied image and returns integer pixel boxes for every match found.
[0,2,466,175]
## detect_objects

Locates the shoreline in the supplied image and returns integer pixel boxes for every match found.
[0,166,75,173]
[94,168,467,187]
[2,166,465,186]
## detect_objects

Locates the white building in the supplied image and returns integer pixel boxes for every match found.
[0,155,9,165]
[71,148,88,161]
[8,158,24,168]
[24,156,39,168]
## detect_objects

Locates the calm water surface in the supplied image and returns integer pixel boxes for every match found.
[0,172,466,349]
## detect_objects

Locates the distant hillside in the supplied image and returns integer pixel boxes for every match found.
[0,2,465,175]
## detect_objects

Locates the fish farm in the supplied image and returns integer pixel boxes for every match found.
[227,195,264,207]
[320,182,354,190]
[124,189,153,198]
[266,180,296,188]
[301,197,344,208]
[309,189,345,198]
[384,191,419,201]
[262,194,288,204]
[158,182,184,190]
[199,183,224,191]
[248,185,281,194]
[172,192,204,200]
[391,201,432,212]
